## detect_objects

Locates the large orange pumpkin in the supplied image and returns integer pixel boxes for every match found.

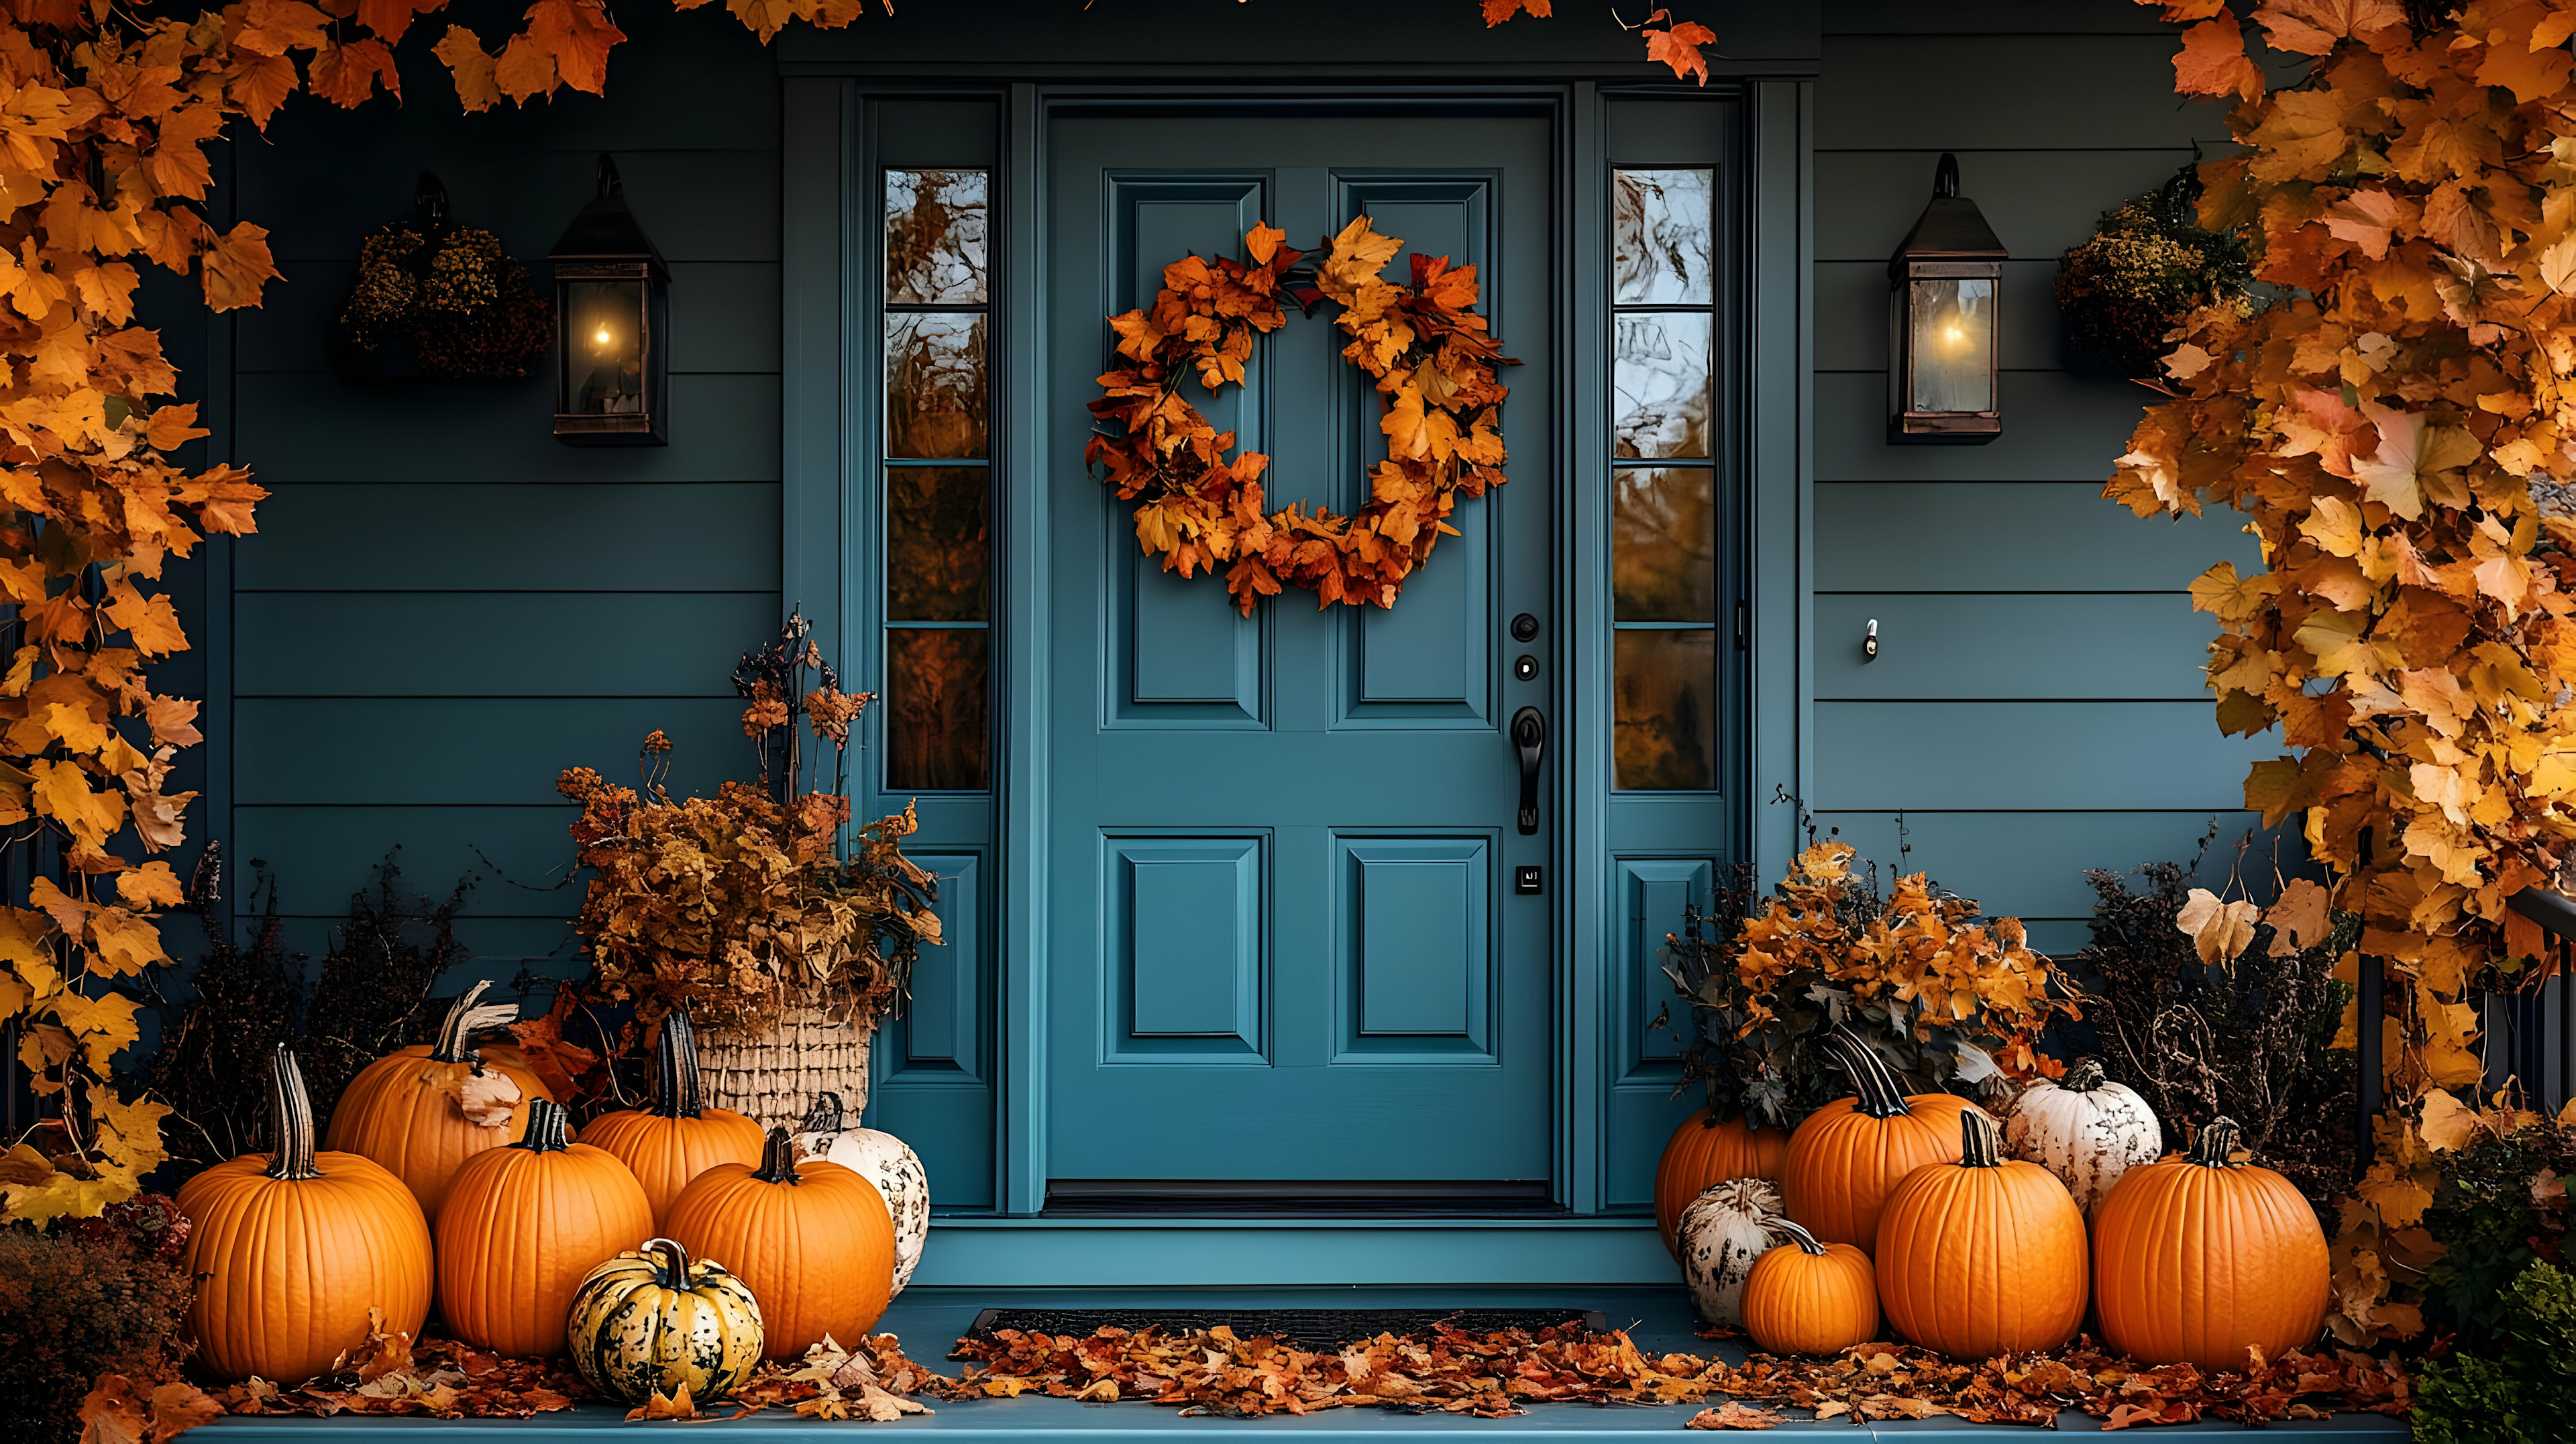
[435,1098,654,1358]
[577,1011,763,1227]
[1780,1027,1975,1252]
[2093,1115,2330,1370]
[1739,1219,1879,1358]
[1653,1108,1789,1256]
[1875,1106,2087,1359]
[667,1125,895,1360]
[175,1046,433,1384]
[327,978,556,1224]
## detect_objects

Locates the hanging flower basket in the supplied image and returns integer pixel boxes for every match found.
[2055,163,2257,379]
[336,172,553,381]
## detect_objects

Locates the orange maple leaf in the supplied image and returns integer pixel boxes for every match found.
[199,221,276,313]
[2173,17,2264,99]
[1480,0,1550,23]
[432,25,503,112]
[1640,9,1716,85]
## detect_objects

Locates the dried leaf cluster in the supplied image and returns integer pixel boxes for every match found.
[622,1333,947,1422]
[1,1194,196,1444]
[1664,841,2080,1130]
[2120,0,2576,1341]
[208,1309,581,1420]
[1089,217,1515,613]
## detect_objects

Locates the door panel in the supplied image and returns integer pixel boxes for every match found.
[1046,111,1554,1200]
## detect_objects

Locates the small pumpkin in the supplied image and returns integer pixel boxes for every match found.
[1739,1219,1879,1358]
[1780,1027,1976,1253]
[1653,1108,1789,1256]
[436,1098,655,1358]
[2093,1115,2330,1370]
[1676,1178,1785,1328]
[580,1012,765,1228]
[2002,1056,2161,1217]
[176,1045,434,1384]
[567,1237,765,1404]
[796,1091,930,1295]
[326,978,556,1224]
[1876,1106,2087,1359]
[669,1125,896,1360]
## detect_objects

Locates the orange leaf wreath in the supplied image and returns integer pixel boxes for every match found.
[1087,217,1515,614]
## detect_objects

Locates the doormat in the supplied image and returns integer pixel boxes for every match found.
[957,1307,1614,1355]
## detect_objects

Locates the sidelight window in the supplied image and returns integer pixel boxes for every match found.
[881,168,992,792]
[1610,167,1718,792]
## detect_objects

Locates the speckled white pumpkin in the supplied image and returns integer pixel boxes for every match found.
[2003,1058,2163,1218]
[1677,1178,1785,1328]
[796,1092,930,1295]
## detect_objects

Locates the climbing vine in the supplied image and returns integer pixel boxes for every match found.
[2118,0,2576,1339]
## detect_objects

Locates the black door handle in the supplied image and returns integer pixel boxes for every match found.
[1511,707,1545,836]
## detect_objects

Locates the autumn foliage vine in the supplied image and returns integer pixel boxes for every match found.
[2117,0,2576,1341]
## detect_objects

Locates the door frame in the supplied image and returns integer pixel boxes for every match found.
[780,74,1812,1286]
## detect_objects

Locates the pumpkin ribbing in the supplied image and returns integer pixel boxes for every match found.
[1739,1218,1879,1359]
[436,1097,655,1358]
[1653,1108,1788,1256]
[580,1013,764,1228]
[325,978,554,1225]
[1874,1106,2086,1359]
[2002,1054,2162,1218]
[1780,1025,1973,1252]
[668,1125,895,1360]
[795,1092,934,1297]
[568,1236,765,1405]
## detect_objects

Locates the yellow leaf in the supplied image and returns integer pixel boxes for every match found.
[31,759,121,846]
[2417,1089,2479,1151]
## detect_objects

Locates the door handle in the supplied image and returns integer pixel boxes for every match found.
[1511,706,1545,836]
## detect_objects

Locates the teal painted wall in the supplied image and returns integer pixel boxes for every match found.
[1804,0,2271,953]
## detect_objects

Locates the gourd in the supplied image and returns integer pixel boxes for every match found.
[436,1098,655,1358]
[567,1237,765,1404]
[326,978,556,1224]
[2092,1115,2330,1370]
[1653,1108,1788,1256]
[668,1125,896,1360]
[1780,1027,1976,1252]
[176,1045,433,1384]
[1676,1178,1784,1328]
[580,1012,765,1228]
[1874,1107,2087,1359]
[2002,1056,2161,1217]
[796,1091,930,1295]
[1739,1220,1879,1358]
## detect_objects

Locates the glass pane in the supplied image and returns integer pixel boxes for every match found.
[1613,168,1713,305]
[887,627,989,791]
[1615,629,1716,791]
[886,169,989,305]
[1907,277,1996,413]
[886,467,990,622]
[886,313,987,459]
[1614,313,1711,459]
[559,278,647,415]
[1613,468,1716,622]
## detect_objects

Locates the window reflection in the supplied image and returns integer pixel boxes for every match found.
[1613,168,1714,306]
[886,312,987,459]
[1613,468,1716,623]
[887,627,989,790]
[886,169,988,305]
[1613,312,1712,459]
[887,466,989,622]
[1614,629,1717,792]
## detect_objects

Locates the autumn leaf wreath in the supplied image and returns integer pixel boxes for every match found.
[1088,217,1515,614]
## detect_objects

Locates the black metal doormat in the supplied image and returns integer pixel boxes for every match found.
[957,1308,1615,1356]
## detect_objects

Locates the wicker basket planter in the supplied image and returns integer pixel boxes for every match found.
[693,1003,873,1131]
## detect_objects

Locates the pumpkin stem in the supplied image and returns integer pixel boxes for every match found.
[514,1098,575,1153]
[651,1013,706,1120]
[2059,1057,2108,1092]
[264,1043,323,1181]
[1819,1026,1911,1120]
[752,1125,802,1184]
[429,978,522,1064]
[1768,1218,1831,1257]
[1958,1106,2004,1168]
[2186,1115,2247,1168]
[645,1236,694,1288]
[802,1090,846,1139]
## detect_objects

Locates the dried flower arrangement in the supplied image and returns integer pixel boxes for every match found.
[337,176,552,380]
[559,614,941,1037]
[1662,834,2080,1131]
[2053,162,2257,378]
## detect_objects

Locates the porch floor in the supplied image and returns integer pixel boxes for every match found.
[197,1286,2408,1441]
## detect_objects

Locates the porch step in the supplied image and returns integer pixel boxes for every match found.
[195,1286,2410,1440]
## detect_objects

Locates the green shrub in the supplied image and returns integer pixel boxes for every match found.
[2414,1261,2576,1444]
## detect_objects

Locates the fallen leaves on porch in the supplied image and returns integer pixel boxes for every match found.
[1684,1401,1782,1429]
[207,1312,583,1421]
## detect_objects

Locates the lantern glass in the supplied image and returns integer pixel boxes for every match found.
[560,278,647,417]
[1906,275,1994,414]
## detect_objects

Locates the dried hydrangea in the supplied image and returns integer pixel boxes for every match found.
[2056,172,2257,379]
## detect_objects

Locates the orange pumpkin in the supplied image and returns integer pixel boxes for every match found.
[1780,1027,1975,1252]
[326,978,556,1224]
[1875,1106,2087,1359]
[175,1046,433,1384]
[2093,1115,2330,1370]
[435,1098,654,1358]
[1739,1219,1879,1358]
[667,1125,895,1360]
[577,1011,763,1227]
[1653,1108,1789,1256]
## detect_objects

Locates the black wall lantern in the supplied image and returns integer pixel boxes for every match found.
[1887,153,2005,444]
[550,155,669,446]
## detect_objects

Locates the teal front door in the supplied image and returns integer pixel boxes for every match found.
[1043,107,1557,1208]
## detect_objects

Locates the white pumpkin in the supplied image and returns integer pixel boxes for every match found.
[1676,1178,1785,1328]
[2002,1057,2162,1217]
[795,1092,930,1295]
